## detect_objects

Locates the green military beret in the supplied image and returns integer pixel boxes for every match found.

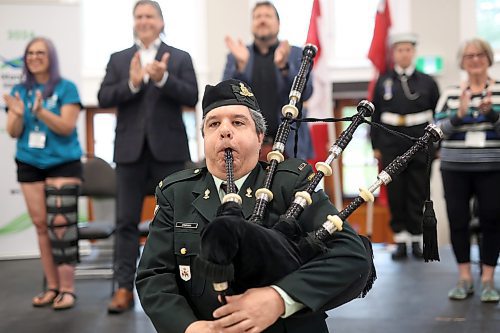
[202,79,260,117]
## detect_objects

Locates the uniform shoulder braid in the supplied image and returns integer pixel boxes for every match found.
[158,167,206,191]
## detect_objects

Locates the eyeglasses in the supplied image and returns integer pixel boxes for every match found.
[463,52,487,61]
[27,51,47,58]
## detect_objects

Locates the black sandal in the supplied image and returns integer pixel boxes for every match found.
[32,288,59,307]
[53,291,77,310]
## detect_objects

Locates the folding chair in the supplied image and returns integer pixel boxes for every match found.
[77,156,116,293]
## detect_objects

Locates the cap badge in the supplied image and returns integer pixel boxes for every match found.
[238,82,254,97]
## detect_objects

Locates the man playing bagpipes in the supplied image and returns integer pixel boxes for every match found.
[136,79,371,333]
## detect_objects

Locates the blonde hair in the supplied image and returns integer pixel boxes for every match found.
[458,38,494,69]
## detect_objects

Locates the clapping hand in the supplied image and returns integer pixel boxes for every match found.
[147,52,170,83]
[33,90,43,115]
[3,92,25,117]
[479,89,493,115]
[458,86,472,118]
[225,35,250,72]
[274,40,290,70]
[129,51,145,88]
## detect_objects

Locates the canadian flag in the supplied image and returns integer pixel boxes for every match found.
[305,0,326,129]
[305,0,342,209]
[367,0,392,101]
[367,0,392,207]
[306,0,322,64]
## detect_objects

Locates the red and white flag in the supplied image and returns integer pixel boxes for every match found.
[367,0,392,101]
[306,0,322,64]
[367,0,392,207]
[305,0,342,208]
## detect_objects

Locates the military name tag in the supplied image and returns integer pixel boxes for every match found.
[179,265,191,281]
[175,222,198,229]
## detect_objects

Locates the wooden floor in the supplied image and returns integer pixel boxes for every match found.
[0,243,498,333]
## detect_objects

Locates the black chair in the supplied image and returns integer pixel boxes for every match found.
[77,156,116,291]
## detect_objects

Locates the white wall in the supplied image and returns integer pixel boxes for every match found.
[76,0,500,114]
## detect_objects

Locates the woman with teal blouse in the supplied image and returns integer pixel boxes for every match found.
[3,37,82,310]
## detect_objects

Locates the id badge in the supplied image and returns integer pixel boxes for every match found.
[465,131,486,148]
[28,130,46,149]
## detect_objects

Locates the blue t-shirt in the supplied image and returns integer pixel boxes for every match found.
[10,79,83,169]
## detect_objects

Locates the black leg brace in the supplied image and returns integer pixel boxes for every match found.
[45,184,80,265]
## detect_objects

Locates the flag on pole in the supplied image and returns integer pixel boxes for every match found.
[305,0,342,209]
[367,0,391,207]
[367,0,392,101]
[306,0,322,63]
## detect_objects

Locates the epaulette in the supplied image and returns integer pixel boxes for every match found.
[158,167,206,190]
[275,158,312,176]
[275,159,315,183]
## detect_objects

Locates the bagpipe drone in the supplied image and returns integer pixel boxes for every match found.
[195,44,443,305]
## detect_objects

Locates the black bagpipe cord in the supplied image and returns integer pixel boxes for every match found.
[293,116,440,264]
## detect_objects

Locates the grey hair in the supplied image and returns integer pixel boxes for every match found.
[133,0,165,36]
[458,37,494,69]
[201,108,267,137]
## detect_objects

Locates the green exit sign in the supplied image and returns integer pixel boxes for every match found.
[416,56,443,75]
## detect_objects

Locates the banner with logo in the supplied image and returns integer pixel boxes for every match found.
[0,2,81,259]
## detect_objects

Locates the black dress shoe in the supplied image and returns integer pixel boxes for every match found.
[411,242,423,260]
[391,243,407,260]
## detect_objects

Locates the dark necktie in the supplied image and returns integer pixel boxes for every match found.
[400,73,419,100]
[221,183,238,194]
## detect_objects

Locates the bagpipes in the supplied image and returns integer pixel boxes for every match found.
[195,44,443,305]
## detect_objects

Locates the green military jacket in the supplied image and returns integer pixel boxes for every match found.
[136,158,370,333]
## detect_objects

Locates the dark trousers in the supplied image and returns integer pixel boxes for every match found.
[115,145,185,290]
[441,169,500,266]
[382,151,428,236]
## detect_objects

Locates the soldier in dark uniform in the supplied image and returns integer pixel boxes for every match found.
[370,33,440,260]
[136,79,370,333]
